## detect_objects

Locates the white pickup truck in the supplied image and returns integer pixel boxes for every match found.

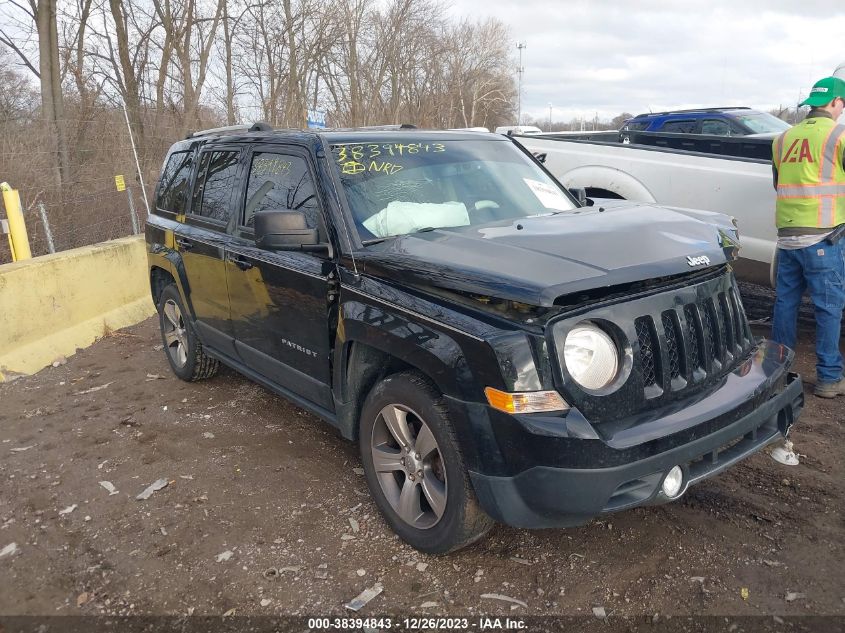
[518,134,776,285]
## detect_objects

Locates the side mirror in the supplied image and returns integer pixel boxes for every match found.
[254,210,319,250]
[570,187,592,207]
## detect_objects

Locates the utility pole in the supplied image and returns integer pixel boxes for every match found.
[516,42,526,125]
[548,103,552,132]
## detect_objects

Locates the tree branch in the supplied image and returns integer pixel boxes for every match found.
[0,30,40,77]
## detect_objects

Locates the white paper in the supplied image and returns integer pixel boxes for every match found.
[523,178,570,211]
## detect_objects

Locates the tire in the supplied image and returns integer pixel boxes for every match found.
[359,371,494,554]
[157,284,219,382]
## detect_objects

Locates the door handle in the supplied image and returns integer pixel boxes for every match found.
[228,254,253,271]
[176,237,193,250]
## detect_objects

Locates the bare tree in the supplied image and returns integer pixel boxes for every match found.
[0,0,40,77]
[106,0,147,153]
[0,51,38,120]
[611,112,633,128]
[0,0,71,185]
[218,0,239,124]
[177,0,225,132]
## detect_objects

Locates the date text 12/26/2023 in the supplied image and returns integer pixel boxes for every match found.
[307,617,527,630]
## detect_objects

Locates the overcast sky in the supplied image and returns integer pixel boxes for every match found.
[445,0,845,124]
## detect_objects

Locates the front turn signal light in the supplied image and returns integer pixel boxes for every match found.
[484,387,569,414]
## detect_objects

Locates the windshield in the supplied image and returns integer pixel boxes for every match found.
[330,137,577,241]
[732,112,791,134]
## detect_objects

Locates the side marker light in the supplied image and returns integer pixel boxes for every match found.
[484,387,569,414]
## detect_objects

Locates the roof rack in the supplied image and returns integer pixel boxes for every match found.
[330,123,417,131]
[634,106,751,118]
[185,121,273,139]
[184,121,418,138]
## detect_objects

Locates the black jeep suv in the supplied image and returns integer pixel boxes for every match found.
[146,124,803,553]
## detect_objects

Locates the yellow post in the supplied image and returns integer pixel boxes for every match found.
[1,182,32,261]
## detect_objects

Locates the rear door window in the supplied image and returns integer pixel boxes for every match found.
[242,152,320,229]
[660,120,699,133]
[156,151,194,214]
[191,150,241,224]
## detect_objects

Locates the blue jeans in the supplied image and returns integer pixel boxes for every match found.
[772,238,845,383]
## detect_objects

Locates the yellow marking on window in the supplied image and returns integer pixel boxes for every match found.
[331,142,448,170]
[252,158,292,177]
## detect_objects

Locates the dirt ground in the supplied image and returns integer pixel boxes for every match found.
[1,315,843,622]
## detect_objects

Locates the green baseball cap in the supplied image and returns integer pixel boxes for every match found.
[801,76,845,107]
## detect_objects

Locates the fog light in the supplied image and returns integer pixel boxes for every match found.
[661,466,684,498]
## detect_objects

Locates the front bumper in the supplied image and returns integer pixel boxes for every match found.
[460,341,803,529]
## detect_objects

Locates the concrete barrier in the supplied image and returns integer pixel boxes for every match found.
[0,235,155,381]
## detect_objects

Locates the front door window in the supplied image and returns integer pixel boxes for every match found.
[243,153,321,233]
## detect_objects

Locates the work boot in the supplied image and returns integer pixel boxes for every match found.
[814,377,845,398]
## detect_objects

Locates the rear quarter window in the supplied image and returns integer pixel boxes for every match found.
[156,151,194,214]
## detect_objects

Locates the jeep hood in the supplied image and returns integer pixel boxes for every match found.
[356,201,739,307]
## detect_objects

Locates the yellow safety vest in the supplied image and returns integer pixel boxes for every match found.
[772,116,845,231]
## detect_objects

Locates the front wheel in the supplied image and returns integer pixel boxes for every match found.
[359,371,494,554]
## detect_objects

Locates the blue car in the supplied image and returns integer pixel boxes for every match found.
[621,107,791,139]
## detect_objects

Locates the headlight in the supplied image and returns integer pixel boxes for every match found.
[563,323,620,390]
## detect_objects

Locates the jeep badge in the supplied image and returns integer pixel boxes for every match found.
[687,255,711,267]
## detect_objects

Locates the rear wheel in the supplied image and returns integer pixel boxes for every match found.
[359,371,493,554]
[157,284,219,382]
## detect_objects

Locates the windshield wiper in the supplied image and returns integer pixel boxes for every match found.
[362,227,437,246]
[361,236,396,246]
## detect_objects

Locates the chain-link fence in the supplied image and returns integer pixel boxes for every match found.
[0,110,188,263]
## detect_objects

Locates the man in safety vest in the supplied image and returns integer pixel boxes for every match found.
[771,76,845,398]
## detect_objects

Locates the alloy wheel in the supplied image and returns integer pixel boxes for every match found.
[162,299,188,368]
[370,404,448,529]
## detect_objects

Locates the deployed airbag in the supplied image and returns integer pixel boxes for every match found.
[363,201,470,238]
